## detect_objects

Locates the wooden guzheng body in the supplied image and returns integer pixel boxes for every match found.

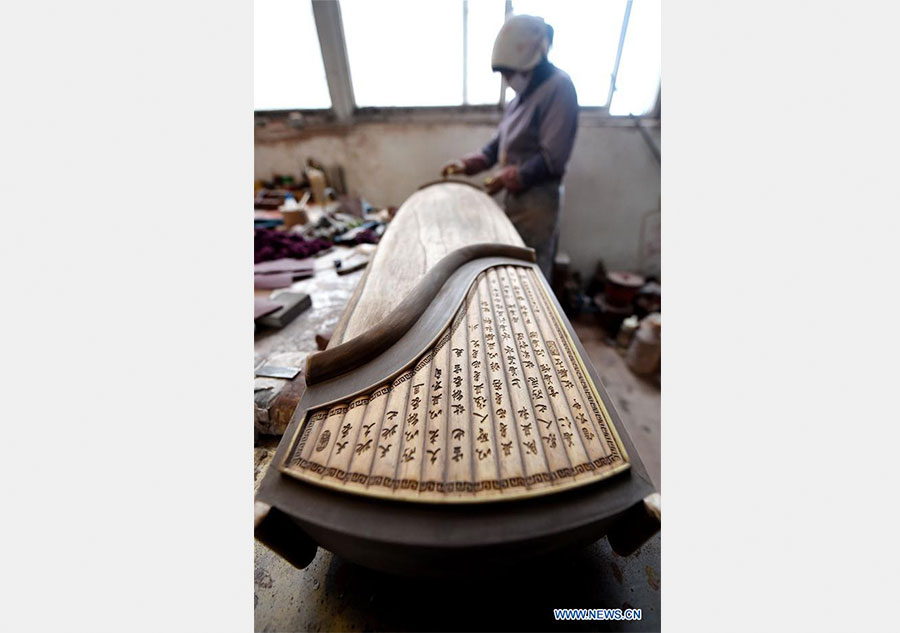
[255,181,658,573]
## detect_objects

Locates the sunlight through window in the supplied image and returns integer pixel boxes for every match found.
[254,0,331,110]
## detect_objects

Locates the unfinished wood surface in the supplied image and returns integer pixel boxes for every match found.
[337,182,524,344]
[281,265,630,503]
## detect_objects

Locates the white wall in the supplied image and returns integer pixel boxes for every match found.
[255,120,660,280]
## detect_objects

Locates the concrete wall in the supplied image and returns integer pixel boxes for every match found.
[255,120,660,280]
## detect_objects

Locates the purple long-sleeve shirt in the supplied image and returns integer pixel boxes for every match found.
[481,61,579,189]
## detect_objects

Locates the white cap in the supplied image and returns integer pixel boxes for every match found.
[491,15,551,72]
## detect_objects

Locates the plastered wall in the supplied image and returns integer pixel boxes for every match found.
[255,121,660,280]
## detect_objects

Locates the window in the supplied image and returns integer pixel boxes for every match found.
[340,0,507,107]
[254,0,331,110]
[341,0,464,107]
[510,0,626,107]
[253,0,660,116]
[464,0,507,104]
[608,0,661,115]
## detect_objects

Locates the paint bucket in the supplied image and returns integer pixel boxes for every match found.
[605,271,645,307]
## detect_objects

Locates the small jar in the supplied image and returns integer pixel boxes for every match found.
[626,313,661,375]
[617,315,640,349]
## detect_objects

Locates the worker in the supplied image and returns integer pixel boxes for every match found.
[441,14,578,279]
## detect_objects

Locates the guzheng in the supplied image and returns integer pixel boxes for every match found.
[255,181,658,574]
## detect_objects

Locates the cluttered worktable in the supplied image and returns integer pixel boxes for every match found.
[254,247,369,435]
[253,185,387,436]
[254,251,362,365]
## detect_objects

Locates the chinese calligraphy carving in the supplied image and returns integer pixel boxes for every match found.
[282,265,629,502]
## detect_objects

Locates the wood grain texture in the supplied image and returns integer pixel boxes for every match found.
[338,182,524,343]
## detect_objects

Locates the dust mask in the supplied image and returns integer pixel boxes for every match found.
[507,72,531,95]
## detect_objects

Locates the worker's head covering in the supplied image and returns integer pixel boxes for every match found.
[491,15,553,73]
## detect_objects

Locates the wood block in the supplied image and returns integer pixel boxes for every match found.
[256,292,312,329]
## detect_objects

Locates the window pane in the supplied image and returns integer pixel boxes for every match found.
[511,0,625,107]
[609,0,660,116]
[254,0,331,110]
[465,0,506,104]
[342,0,463,107]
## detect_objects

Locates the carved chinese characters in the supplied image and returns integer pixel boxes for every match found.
[283,265,629,502]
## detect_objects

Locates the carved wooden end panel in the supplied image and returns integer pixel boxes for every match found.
[281,264,630,502]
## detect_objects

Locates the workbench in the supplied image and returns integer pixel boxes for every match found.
[254,246,368,436]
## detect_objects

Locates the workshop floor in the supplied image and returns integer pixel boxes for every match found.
[254,314,661,632]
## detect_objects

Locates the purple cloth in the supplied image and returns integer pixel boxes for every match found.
[347,229,379,245]
[254,228,331,264]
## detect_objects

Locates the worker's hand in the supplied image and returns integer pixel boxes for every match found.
[484,165,523,195]
[441,153,491,177]
[441,159,466,177]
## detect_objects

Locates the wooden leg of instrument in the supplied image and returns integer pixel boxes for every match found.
[606,493,661,556]
[254,501,318,570]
